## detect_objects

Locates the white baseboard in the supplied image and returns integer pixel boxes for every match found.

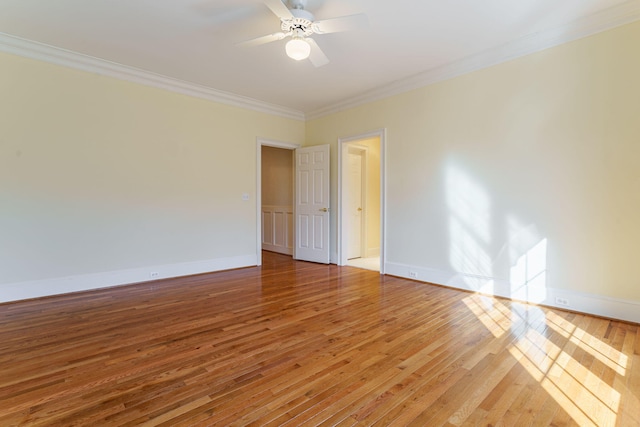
[6,256,638,324]
[384,261,640,324]
[0,254,258,303]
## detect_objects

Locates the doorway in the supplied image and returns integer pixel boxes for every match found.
[256,139,331,265]
[339,130,385,273]
[256,139,299,265]
[261,145,294,256]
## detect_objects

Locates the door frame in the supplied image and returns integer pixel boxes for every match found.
[256,138,300,266]
[338,129,386,273]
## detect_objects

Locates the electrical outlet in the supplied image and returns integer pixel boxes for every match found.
[408,271,418,279]
[555,296,569,306]
[150,272,160,279]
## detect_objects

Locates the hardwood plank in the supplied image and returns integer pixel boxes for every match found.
[0,251,638,426]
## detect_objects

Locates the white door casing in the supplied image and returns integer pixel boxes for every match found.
[338,129,386,273]
[295,145,330,264]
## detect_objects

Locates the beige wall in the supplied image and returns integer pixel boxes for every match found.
[0,52,304,288]
[2,20,640,315]
[261,146,293,207]
[306,21,640,305]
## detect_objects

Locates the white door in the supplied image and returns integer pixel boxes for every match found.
[347,150,363,259]
[295,145,330,263]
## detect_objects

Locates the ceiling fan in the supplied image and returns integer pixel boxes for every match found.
[242,0,368,67]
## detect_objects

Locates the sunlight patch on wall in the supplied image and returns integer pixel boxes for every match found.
[505,216,548,303]
[445,162,551,303]
[510,237,547,303]
[446,164,493,292]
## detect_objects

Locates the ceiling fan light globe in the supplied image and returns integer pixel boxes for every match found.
[285,38,311,60]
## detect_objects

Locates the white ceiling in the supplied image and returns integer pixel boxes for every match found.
[1,0,639,118]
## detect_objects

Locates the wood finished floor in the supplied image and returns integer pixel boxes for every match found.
[1,252,639,426]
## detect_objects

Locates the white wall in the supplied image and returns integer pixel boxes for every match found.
[0,51,304,301]
[306,21,640,322]
[3,20,640,323]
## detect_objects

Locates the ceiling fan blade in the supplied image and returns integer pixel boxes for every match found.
[312,13,368,34]
[307,38,329,67]
[239,32,288,47]
[263,0,294,20]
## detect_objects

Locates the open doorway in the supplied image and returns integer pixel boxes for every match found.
[338,130,385,273]
[257,139,331,266]
[261,145,294,256]
[256,139,299,265]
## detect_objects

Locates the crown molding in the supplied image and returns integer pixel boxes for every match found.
[2,1,639,123]
[0,32,306,122]
[306,0,640,120]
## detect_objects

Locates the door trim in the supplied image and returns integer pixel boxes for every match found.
[337,129,387,273]
[256,138,300,266]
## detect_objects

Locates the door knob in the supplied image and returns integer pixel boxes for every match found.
[357,207,362,211]
[319,207,329,212]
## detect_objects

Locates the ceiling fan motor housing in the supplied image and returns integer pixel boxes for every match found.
[281,8,315,36]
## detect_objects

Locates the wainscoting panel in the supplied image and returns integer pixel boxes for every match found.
[262,205,293,255]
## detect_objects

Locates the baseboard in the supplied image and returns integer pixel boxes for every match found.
[0,254,258,304]
[384,261,640,324]
[8,256,637,323]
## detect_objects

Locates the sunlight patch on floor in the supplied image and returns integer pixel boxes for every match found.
[546,311,628,376]
[463,294,625,426]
